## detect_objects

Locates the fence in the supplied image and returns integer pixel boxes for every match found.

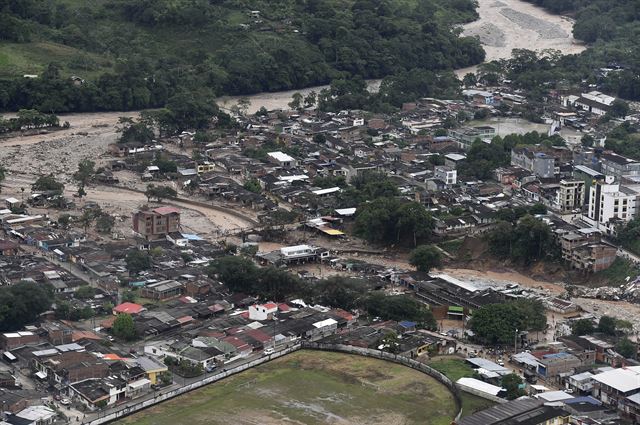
[90,343,463,424]
[301,342,464,421]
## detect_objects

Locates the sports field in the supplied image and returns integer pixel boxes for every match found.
[116,350,458,425]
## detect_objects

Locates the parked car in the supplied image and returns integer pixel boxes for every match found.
[263,347,275,355]
[60,399,71,406]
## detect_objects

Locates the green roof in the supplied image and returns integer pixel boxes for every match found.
[448,306,464,312]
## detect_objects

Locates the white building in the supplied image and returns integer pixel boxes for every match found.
[248,303,278,321]
[434,166,457,186]
[564,91,616,117]
[15,405,56,425]
[280,245,318,259]
[567,371,594,393]
[586,178,639,234]
[267,151,297,169]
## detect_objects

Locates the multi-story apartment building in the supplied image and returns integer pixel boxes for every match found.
[555,180,585,213]
[587,179,639,234]
[511,147,556,178]
[448,126,496,150]
[434,166,457,186]
[600,152,640,180]
[132,207,181,240]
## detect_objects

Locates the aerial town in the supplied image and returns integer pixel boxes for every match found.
[2,0,640,424]
[0,69,640,425]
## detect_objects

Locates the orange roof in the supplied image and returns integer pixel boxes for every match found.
[262,302,277,310]
[103,354,123,361]
[101,316,116,329]
[72,331,103,342]
[332,309,355,322]
[113,302,144,315]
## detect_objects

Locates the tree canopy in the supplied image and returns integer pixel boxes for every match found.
[469,299,547,345]
[112,313,137,341]
[32,174,64,195]
[487,215,559,265]
[206,256,305,301]
[409,245,442,273]
[0,281,53,331]
[0,0,484,113]
[125,250,152,275]
[364,293,436,329]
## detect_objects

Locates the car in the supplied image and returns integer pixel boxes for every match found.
[60,399,71,406]
[497,360,505,366]
[263,347,275,355]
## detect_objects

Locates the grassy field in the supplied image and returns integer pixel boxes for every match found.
[428,357,495,417]
[116,350,458,425]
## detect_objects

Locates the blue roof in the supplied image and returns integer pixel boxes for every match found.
[564,396,601,406]
[181,233,203,241]
[542,352,572,359]
[399,321,417,328]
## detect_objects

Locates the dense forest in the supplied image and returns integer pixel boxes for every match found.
[0,0,484,112]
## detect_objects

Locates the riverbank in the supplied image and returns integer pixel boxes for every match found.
[218,0,586,112]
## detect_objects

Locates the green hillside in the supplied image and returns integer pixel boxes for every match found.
[0,0,485,112]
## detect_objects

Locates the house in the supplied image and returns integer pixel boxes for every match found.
[564,91,616,117]
[132,207,181,240]
[113,302,145,316]
[568,371,595,394]
[267,151,297,169]
[248,303,278,321]
[511,147,556,178]
[434,166,457,186]
[444,153,466,169]
[140,280,184,301]
[448,126,496,150]
[4,197,20,209]
[456,397,570,425]
[127,356,168,385]
[0,240,19,256]
[586,365,640,421]
[568,242,617,273]
[257,244,326,266]
[456,377,505,399]
[0,332,39,350]
[69,376,127,410]
[600,152,640,179]
[14,405,56,425]
[536,352,582,382]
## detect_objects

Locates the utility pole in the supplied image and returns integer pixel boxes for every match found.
[514,328,518,353]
